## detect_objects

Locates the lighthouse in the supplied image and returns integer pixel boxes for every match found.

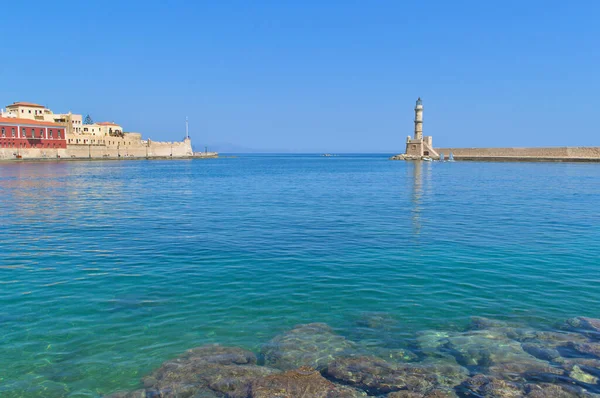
[414,97,423,140]
[405,97,437,158]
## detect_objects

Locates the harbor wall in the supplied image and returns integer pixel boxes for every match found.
[435,147,600,160]
[0,135,193,160]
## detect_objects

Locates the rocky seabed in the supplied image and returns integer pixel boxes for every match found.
[108,316,600,397]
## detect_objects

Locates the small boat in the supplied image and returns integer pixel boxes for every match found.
[422,157,433,162]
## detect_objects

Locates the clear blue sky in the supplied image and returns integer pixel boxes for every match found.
[1,1,598,152]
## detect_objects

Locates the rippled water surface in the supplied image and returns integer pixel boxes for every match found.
[1,155,599,396]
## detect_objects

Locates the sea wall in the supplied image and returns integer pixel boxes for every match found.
[0,135,193,160]
[435,146,600,161]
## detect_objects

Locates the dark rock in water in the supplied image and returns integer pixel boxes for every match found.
[179,344,258,365]
[196,364,278,397]
[557,360,600,385]
[566,318,600,339]
[349,312,418,361]
[522,343,562,361]
[558,357,600,376]
[105,388,220,397]
[145,362,276,398]
[372,347,419,363]
[415,331,451,358]
[387,390,458,398]
[470,317,511,330]
[446,330,536,368]
[261,323,356,371]
[570,342,600,359]
[418,357,470,390]
[140,344,277,397]
[325,355,466,396]
[567,318,600,332]
[325,356,433,394]
[104,390,149,398]
[354,312,399,330]
[487,359,565,383]
[250,366,365,397]
[530,331,591,347]
[525,382,595,397]
[459,374,524,397]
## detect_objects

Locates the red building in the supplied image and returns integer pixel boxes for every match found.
[0,117,67,151]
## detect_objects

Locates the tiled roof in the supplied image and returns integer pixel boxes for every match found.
[6,102,46,108]
[97,122,120,126]
[0,117,62,126]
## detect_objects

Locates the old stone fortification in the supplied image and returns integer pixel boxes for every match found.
[435,146,600,161]
[0,133,194,160]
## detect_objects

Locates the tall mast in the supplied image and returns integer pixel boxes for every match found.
[185,116,189,139]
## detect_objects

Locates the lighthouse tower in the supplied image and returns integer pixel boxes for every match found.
[414,97,423,140]
[405,97,437,158]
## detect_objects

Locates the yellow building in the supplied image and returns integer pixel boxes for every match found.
[3,102,83,135]
[82,122,123,136]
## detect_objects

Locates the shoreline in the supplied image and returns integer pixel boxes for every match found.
[0,153,219,163]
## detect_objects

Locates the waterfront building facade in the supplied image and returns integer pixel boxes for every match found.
[0,100,194,160]
[0,117,67,151]
[3,102,83,135]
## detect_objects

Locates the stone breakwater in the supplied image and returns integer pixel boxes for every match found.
[0,136,196,160]
[391,147,600,162]
[107,316,600,397]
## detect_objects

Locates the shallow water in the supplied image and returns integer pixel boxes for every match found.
[0,155,599,396]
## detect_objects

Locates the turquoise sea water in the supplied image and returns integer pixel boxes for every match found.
[1,155,599,396]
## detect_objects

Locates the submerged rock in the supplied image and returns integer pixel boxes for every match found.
[349,312,418,362]
[261,323,356,371]
[526,331,591,347]
[446,330,536,368]
[487,359,564,383]
[140,344,278,397]
[558,357,600,375]
[566,318,600,338]
[415,331,451,358]
[104,390,150,398]
[180,345,258,365]
[325,355,467,396]
[521,343,562,361]
[418,357,469,390]
[525,382,595,397]
[570,342,600,359]
[354,312,399,330]
[469,317,511,330]
[387,390,458,398]
[459,374,524,397]
[568,365,599,385]
[250,366,365,397]
[325,356,432,394]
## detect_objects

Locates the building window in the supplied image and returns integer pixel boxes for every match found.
[11,128,15,137]
[57,131,61,139]
[49,130,53,138]
[28,110,31,113]
[40,129,44,138]
[1,128,5,138]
